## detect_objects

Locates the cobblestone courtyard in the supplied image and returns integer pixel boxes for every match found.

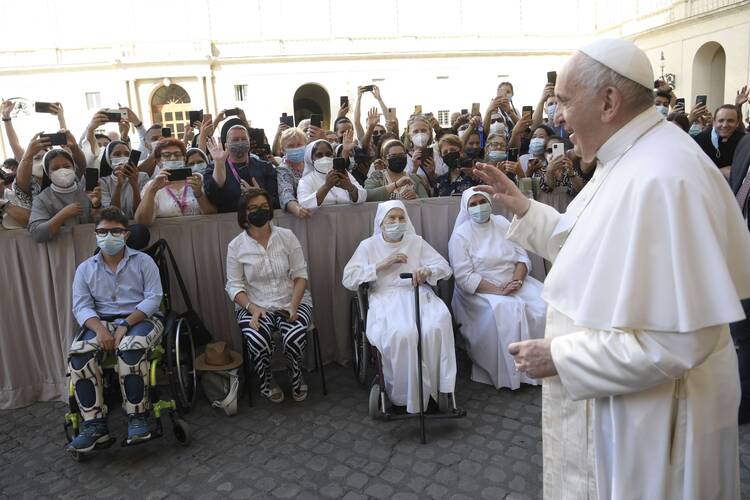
[2,361,749,499]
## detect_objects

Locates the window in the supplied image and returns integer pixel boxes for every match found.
[438,110,450,127]
[85,92,101,111]
[234,84,248,102]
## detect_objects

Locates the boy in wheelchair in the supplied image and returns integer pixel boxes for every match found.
[68,207,164,452]
[343,200,458,414]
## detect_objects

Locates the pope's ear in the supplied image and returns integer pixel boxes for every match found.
[600,86,622,123]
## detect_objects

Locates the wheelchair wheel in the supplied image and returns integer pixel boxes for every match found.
[351,297,371,387]
[167,317,197,413]
[368,383,381,419]
[172,417,191,447]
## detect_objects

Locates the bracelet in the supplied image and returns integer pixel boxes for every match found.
[244,302,252,312]
[2,118,10,122]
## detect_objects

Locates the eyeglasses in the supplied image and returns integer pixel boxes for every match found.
[160,151,185,160]
[487,143,504,150]
[386,154,407,160]
[95,228,126,236]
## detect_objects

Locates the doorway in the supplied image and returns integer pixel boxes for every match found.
[151,84,192,136]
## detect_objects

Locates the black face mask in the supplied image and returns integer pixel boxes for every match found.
[388,156,408,173]
[247,208,272,228]
[442,151,461,169]
[465,147,483,159]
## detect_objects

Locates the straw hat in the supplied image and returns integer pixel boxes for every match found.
[194,341,242,371]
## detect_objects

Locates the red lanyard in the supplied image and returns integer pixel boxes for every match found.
[226,158,242,184]
[165,184,189,215]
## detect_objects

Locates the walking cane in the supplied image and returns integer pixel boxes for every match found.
[400,272,427,444]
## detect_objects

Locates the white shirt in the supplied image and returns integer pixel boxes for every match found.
[140,180,202,222]
[296,170,366,210]
[225,225,312,310]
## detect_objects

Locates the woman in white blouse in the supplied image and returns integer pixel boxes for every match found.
[296,139,366,210]
[225,188,313,403]
[134,139,216,225]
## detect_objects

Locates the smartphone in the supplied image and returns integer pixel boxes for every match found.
[340,96,349,108]
[248,127,266,146]
[522,106,533,119]
[388,107,396,118]
[40,132,67,146]
[166,168,192,181]
[471,102,481,114]
[333,157,348,173]
[310,113,322,128]
[362,85,375,92]
[280,115,294,127]
[188,110,203,124]
[547,71,557,85]
[414,105,423,114]
[225,107,240,117]
[34,101,55,114]
[696,95,707,107]
[675,98,685,108]
[128,149,141,166]
[460,108,468,115]
[552,142,565,159]
[421,147,432,161]
[508,148,519,162]
[84,168,99,192]
[161,127,172,138]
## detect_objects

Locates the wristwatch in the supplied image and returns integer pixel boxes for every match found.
[114,318,130,328]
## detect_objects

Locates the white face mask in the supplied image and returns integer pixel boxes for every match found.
[50,167,77,188]
[411,132,429,148]
[162,160,185,170]
[655,105,669,118]
[191,162,207,174]
[489,122,505,135]
[110,156,129,168]
[313,157,333,174]
[383,222,406,241]
[32,158,44,177]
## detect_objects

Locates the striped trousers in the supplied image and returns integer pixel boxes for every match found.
[236,303,312,397]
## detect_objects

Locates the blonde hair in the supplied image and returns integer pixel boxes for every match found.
[437,134,462,153]
[406,114,433,149]
[280,127,307,148]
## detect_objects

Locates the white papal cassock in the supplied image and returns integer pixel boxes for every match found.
[449,187,547,389]
[507,108,750,500]
[342,200,457,413]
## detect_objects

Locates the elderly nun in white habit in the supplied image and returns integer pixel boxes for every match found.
[296,139,366,210]
[448,187,546,390]
[342,200,457,413]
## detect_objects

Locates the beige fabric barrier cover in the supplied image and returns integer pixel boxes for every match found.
[0,197,545,409]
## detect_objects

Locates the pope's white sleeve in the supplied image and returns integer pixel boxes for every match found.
[551,326,722,401]
[448,233,482,293]
[506,200,561,261]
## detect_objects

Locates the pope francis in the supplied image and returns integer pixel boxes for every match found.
[475,39,750,500]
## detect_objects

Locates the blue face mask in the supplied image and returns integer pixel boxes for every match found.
[191,162,207,174]
[468,203,491,223]
[688,124,703,137]
[655,105,669,118]
[383,222,406,241]
[487,150,507,162]
[96,233,126,256]
[547,104,557,122]
[529,137,545,156]
[285,146,305,163]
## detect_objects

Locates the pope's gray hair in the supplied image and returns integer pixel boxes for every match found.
[573,52,654,111]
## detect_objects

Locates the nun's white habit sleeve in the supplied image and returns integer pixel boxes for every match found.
[296,175,319,210]
[342,241,377,291]
[448,232,483,293]
[419,240,452,286]
[506,199,562,262]
[551,326,722,401]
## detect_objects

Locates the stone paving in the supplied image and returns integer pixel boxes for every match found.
[1,358,749,499]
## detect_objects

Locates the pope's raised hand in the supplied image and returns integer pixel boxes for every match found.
[473,162,530,217]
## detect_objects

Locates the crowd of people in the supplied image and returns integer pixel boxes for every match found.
[2,73,749,459]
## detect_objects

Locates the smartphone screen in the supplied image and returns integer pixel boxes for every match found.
[547,71,557,85]
[84,168,99,192]
[280,115,294,127]
[34,102,54,113]
[388,107,396,118]
[104,111,121,122]
[508,148,519,162]
[471,103,480,114]
[310,114,322,128]
[161,127,172,138]
[696,95,707,106]
[128,149,141,166]
[41,132,67,146]
[522,106,533,119]
[188,110,203,124]
[460,108,468,115]
[166,168,192,181]
[362,85,374,92]
[415,105,423,114]
[340,96,349,108]
[333,157,348,173]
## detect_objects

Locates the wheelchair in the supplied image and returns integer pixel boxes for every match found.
[349,273,466,444]
[63,238,210,461]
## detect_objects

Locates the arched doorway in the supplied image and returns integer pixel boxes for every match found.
[692,42,726,112]
[151,84,192,136]
[293,84,331,130]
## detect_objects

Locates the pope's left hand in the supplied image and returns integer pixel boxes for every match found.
[509,339,557,378]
